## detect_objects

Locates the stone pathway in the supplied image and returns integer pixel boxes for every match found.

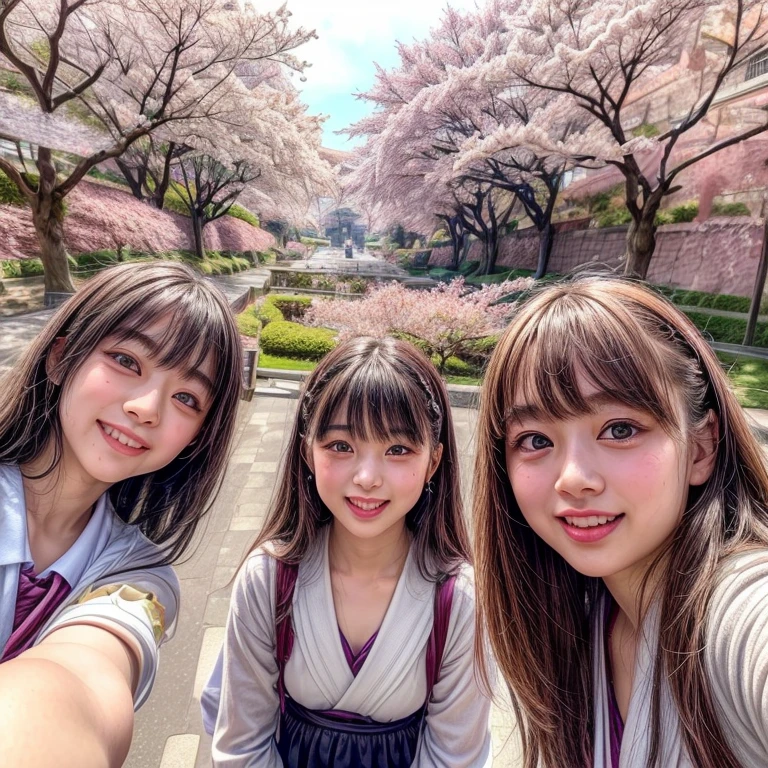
[125,396,522,768]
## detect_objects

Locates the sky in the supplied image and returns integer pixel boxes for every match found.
[260,0,480,151]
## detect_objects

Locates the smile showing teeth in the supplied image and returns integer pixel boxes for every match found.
[101,423,145,449]
[349,499,386,511]
[564,515,618,528]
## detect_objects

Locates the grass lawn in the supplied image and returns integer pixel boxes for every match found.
[258,353,316,371]
[717,352,768,410]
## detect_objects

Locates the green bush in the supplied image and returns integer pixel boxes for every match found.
[231,256,251,272]
[467,271,515,286]
[19,259,44,277]
[1,260,21,278]
[632,123,660,138]
[237,308,262,338]
[710,293,752,313]
[711,201,751,217]
[256,300,284,326]
[443,356,477,377]
[227,204,260,228]
[260,321,336,360]
[269,295,313,322]
[300,236,331,247]
[594,208,632,228]
[664,286,751,313]
[163,182,192,217]
[669,202,699,223]
[654,210,674,226]
[347,277,369,294]
[0,169,28,207]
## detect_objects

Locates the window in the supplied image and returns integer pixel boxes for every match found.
[746,49,768,81]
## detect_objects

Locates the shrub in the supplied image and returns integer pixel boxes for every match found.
[467,271,515,286]
[260,321,336,360]
[710,293,751,313]
[443,356,477,377]
[76,250,121,270]
[256,300,284,326]
[395,248,431,269]
[269,295,313,321]
[237,308,262,338]
[227,204,260,228]
[18,258,44,277]
[0,169,28,207]
[669,201,699,223]
[632,123,660,138]
[300,236,331,247]
[347,277,369,294]
[594,208,632,228]
[711,201,751,217]
[231,256,251,272]
[654,210,674,226]
[458,261,480,277]
[163,182,192,216]
[665,286,751,313]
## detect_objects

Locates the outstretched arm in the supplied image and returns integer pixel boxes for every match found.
[0,624,138,768]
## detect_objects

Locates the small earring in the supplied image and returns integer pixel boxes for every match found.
[307,472,314,483]
[424,480,434,495]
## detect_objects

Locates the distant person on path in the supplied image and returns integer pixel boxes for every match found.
[0,262,242,768]
[204,337,492,767]
[473,276,768,767]
[344,238,353,258]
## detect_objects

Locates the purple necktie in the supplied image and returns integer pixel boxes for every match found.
[1,565,72,661]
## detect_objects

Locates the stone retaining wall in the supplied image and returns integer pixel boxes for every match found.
[430,218,765,296]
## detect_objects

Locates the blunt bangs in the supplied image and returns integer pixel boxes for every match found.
[496,285,689,435]
[309,351,435,448]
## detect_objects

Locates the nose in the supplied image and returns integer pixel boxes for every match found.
[553,444,604,499]
[352,456,383,490]
[123,388,161,426]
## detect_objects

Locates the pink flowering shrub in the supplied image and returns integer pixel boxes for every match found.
[305,276,533,372]
[0,179,275,261]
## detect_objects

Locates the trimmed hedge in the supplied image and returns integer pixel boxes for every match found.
[269,295,313,322]
[237,308,262,337]
[300,236,331,247]
[228,204,260,228]
[711,201,751,217]
[256,300,284,326]
[260,321,336,360]
[660,286,752,314]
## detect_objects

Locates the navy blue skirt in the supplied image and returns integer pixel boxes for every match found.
[277,696,425,768]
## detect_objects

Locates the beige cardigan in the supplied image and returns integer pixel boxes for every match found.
[593,549,768,767]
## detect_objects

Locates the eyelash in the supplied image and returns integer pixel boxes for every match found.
[106,351,201,412]
[325,441,413,456]
[512,421,643,452]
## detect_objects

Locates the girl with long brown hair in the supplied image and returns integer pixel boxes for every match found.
[474,276,768,768]
[0,261,242,768]
[204,336,492,767]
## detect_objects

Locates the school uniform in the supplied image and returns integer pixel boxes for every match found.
[593,549,768,767]
[0,464,179,709]
[206,527,493,767]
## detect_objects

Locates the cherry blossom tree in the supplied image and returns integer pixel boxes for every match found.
[0,0,315,297]
[306,276,533,373]
[492,0,768,277]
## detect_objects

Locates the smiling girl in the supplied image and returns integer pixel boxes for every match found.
[474,276,768,768]
[205,336,492,767]
[0,261,242,768]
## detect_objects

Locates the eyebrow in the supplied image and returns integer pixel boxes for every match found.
[112,330,215,395]
[507,392,630,424]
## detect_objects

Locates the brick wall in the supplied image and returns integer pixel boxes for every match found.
[430,218,765,296]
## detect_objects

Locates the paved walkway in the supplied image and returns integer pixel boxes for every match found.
[125,396,522,768]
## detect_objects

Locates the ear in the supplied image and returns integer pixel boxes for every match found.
[426,442,444,483]
[689,410,718,487]
[45,337,67,385]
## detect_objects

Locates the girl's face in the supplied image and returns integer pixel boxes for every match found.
[310,415,442,542]
[56,318,213,491]
[504,374,716,583]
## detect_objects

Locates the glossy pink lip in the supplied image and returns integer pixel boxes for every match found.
[557,510,625,543]
[345,497,389,520]
[98,420,149,456]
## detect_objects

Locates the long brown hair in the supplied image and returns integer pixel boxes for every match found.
[0,261,242,564]
[473,276,768,767]
[248,336,470,581]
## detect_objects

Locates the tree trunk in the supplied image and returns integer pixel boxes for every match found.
[30,193,76,298]
[624,213,658,279]
[115,157,146,202]
[534,222,555,279]
[191,213,206,260]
